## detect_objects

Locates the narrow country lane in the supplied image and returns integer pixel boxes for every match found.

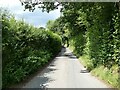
[21,47,110,88]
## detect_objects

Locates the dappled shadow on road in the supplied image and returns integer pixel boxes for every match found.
[80,69,89,73]
[61,47,90,74]
[26,47,75,88]
[37,47,75,88]
[12,55,59,88]
[35,63,58,88]
[58,47,77,59]
[64,53,77,59]
[22,64,57,88]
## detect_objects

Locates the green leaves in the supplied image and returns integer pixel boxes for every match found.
[61,3,119,78]
[2,10,62,87]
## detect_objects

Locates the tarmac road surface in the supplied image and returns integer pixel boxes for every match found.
[21,47,110,88]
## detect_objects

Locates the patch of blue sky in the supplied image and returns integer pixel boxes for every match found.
[0,0,60,27]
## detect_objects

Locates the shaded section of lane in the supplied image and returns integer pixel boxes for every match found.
[21,47,109,88]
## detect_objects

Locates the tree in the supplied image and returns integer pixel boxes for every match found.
[39,26,46,30]
[19,0,63,12]
[46,20,55,30]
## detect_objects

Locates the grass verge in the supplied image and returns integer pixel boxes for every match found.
[79,55,119,89]
[91,65,119,88]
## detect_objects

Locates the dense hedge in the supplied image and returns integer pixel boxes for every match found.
[63,3,120,70]
[2,12,62,87]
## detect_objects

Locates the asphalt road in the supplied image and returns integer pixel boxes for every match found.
[21,47,110,88]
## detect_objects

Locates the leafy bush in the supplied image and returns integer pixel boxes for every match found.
[2,11,62,87]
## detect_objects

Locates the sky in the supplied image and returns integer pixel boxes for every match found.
[0,0,61,27]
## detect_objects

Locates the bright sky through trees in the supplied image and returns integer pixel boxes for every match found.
[0,0,61,27]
